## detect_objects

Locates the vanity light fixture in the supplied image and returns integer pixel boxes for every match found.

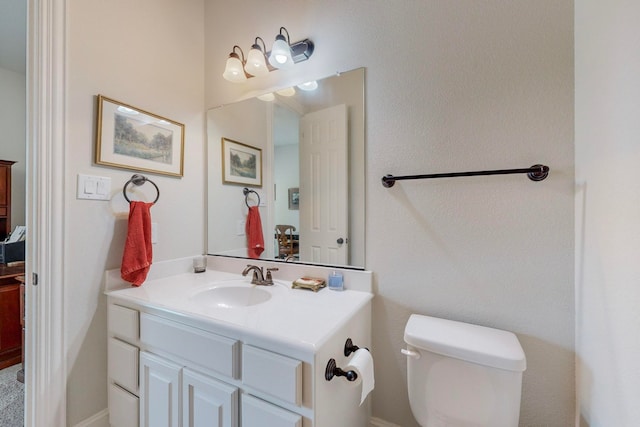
[244,37,270,77]
[222,27,314,83]
[268,27,294,69]
[222,45,248,83]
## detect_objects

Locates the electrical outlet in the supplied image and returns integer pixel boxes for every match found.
[236,219,246,236]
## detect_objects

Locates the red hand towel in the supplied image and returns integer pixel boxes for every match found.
[121,201,154,286]
[246,206,264,259]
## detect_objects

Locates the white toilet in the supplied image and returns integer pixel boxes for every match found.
[402,314,526,427]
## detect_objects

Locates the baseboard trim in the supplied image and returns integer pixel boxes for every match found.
[370,416,402,427]
[73,408,109,427]
[80,409,394,427]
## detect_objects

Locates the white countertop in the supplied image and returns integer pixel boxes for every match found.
[106,269,373,354]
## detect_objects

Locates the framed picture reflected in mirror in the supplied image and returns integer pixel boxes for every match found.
[221,137,262,187]
[288,187,299,210]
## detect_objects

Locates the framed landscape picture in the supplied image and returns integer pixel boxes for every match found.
[221,137,262,187]
[95,95,185,177]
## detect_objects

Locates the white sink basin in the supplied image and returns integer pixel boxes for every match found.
[192,282,272,308]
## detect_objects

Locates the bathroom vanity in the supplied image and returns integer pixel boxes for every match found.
[106,265,372,427]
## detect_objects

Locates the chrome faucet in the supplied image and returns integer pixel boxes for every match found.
[242,265,278,286]
[242,265,264,284]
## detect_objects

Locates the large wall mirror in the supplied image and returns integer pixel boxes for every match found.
[207,67,365,268]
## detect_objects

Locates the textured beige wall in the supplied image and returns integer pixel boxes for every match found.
[575,0,640,425]
[65,0,205,423]
[61,0,575,425]
[204,1,575,425]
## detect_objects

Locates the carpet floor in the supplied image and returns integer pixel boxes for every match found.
[0,364,24,426]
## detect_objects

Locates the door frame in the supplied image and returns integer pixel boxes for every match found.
[25,0,67,425]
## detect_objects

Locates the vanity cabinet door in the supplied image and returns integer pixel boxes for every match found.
[241,394,302,427]
[183,368,238,427]
[140,352,181,427]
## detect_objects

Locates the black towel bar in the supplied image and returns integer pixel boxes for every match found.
[382,164,549,188]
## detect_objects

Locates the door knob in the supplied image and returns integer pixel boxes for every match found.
[337,238,344,244]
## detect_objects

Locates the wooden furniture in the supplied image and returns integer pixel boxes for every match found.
[0,160,16,241]
[275,225,299,259]
[0,264,25,370]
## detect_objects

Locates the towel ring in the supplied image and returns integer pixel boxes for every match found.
[123,174,160,204]
[243,187,260,208]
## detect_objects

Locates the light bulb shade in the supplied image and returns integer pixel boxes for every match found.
[276,87,296,97]
[222,54,246,82]
[297,80,318,91]
[244,46,269,76]
[257,93,275,102]
[268,35,294,69]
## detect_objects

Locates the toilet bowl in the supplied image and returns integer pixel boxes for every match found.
[402,314,526,427]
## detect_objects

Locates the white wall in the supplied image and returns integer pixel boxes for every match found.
[207,98,271,257]
[274,143,300,230]
[575,1,640,425]
[205,1,574,425]
[65,0,205,424]
[0,66,26,228]
[58,1,576,425]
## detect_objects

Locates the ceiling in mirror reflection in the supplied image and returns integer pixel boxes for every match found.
[207,68,365,269]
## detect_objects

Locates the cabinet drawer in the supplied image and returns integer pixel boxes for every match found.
[140,313,239,379]
[109,338,139,394]
[0,207,6,216]
[242,345,302,406]
[109,304,139,343]
[241,394,301,427]
[108,383,139,427]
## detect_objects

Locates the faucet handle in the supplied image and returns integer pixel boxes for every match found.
[264,267,279,285]
[265,267,279,281]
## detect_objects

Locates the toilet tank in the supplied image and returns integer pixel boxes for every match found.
[403,315,526,427]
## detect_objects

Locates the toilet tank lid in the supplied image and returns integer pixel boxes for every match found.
[404,314,526,372]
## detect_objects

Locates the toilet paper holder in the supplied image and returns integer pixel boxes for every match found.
[325,358,358,382]
[325,338,369,382]
[344,338,368,356]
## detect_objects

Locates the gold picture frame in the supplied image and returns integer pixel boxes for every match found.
[95,95,185,177]
[221,137,262,187]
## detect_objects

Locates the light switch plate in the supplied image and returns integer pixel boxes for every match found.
[77,174,111,200]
